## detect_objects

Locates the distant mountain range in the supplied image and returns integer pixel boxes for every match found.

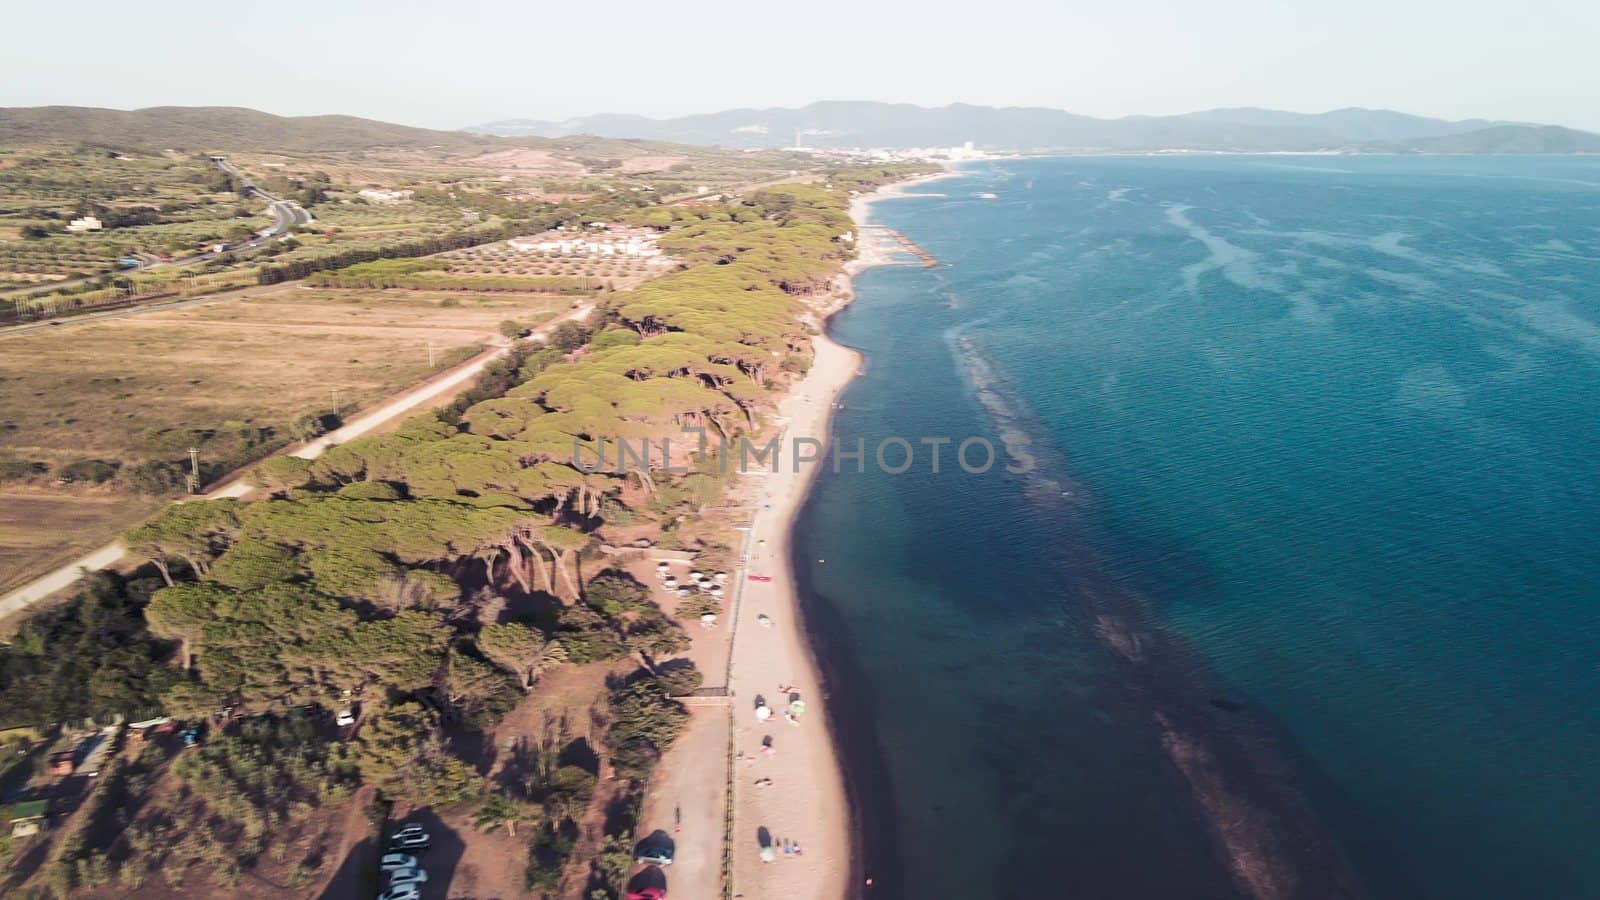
[469,101,1600,154]
[6,103,1595,157]
[0,106,502,153]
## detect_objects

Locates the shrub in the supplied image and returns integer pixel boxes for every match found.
[291,411,342,441]
[58,458,119,484]
[583,571,650,617]
[675,593,721,621]
[0,457,48,482]
[123,459,187,494]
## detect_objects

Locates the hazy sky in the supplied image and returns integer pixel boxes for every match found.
[6,0,1598,131]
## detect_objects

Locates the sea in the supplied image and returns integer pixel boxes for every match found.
[794,155,1600,900]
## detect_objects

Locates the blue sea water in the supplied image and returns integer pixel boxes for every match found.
[795,156,1600,900]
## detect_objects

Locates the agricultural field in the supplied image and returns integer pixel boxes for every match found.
[0,146,267,288]
[226,140,819,204]
[435,240,677,289]
[0,287,571,592]
[303,196,470,236]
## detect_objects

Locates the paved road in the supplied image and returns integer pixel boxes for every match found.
[0,302,594,622]
[214,156,314,243]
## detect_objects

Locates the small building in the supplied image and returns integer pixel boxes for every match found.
[76,729,116,777]
[8,799,47,838]
[357,188,414,204]
[65,216,102,233]
[48,751,75,776]
[128,717,172,744]
[507,225,663,258]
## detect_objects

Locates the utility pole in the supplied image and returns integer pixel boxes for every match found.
[329,388,339,409]
[187,447,201,494]
[427,340,436,368]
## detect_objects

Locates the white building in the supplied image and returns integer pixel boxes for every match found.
[357,188,414,204]
[508,226,663,259]
[65,216,102,233]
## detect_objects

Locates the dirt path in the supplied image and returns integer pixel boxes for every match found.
[637,706,731,900]
[0,302,593,622]
[314,784,379,900]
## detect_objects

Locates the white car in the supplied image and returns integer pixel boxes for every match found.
[379,852,416,872]
[390,867,429,887]
[377,886,421,900]
[336,708,356,727]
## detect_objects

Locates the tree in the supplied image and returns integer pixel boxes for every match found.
[291,411,341,442]
[476,622,567,690]
[583,571,650,616]
[475,793,521,837]
[441,647,519,729]
[251,456,312,495]
[207,539,298,590]
[546,320,594,352]
[123,500,241,584]
[654,660,703,696]
[623,614,690,663]
[604,678,688,780]
[145,583,229,668]
[534,525,589,601]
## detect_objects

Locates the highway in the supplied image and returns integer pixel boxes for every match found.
[211,155,314,248]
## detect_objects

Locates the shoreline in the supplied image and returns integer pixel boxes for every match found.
[812,158,1365,900]
[715,168,958,899]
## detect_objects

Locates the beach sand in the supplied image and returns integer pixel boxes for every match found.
[643,169,957,900]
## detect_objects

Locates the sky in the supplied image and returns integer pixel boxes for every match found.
[5,0,1598,132]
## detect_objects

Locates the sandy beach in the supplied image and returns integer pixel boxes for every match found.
[637,169,958,900]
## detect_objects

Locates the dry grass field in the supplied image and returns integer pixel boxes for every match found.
[0,491,166,595]
[0,287,571,592]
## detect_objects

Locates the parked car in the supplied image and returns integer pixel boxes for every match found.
[388,824,430,851]
[336,708,356,727]
[747,574,773,583]
[389,867,429,887]
[627,888,667,900]
[376,886,421,900]
[634,845,674,866]
[379,853,416,872]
